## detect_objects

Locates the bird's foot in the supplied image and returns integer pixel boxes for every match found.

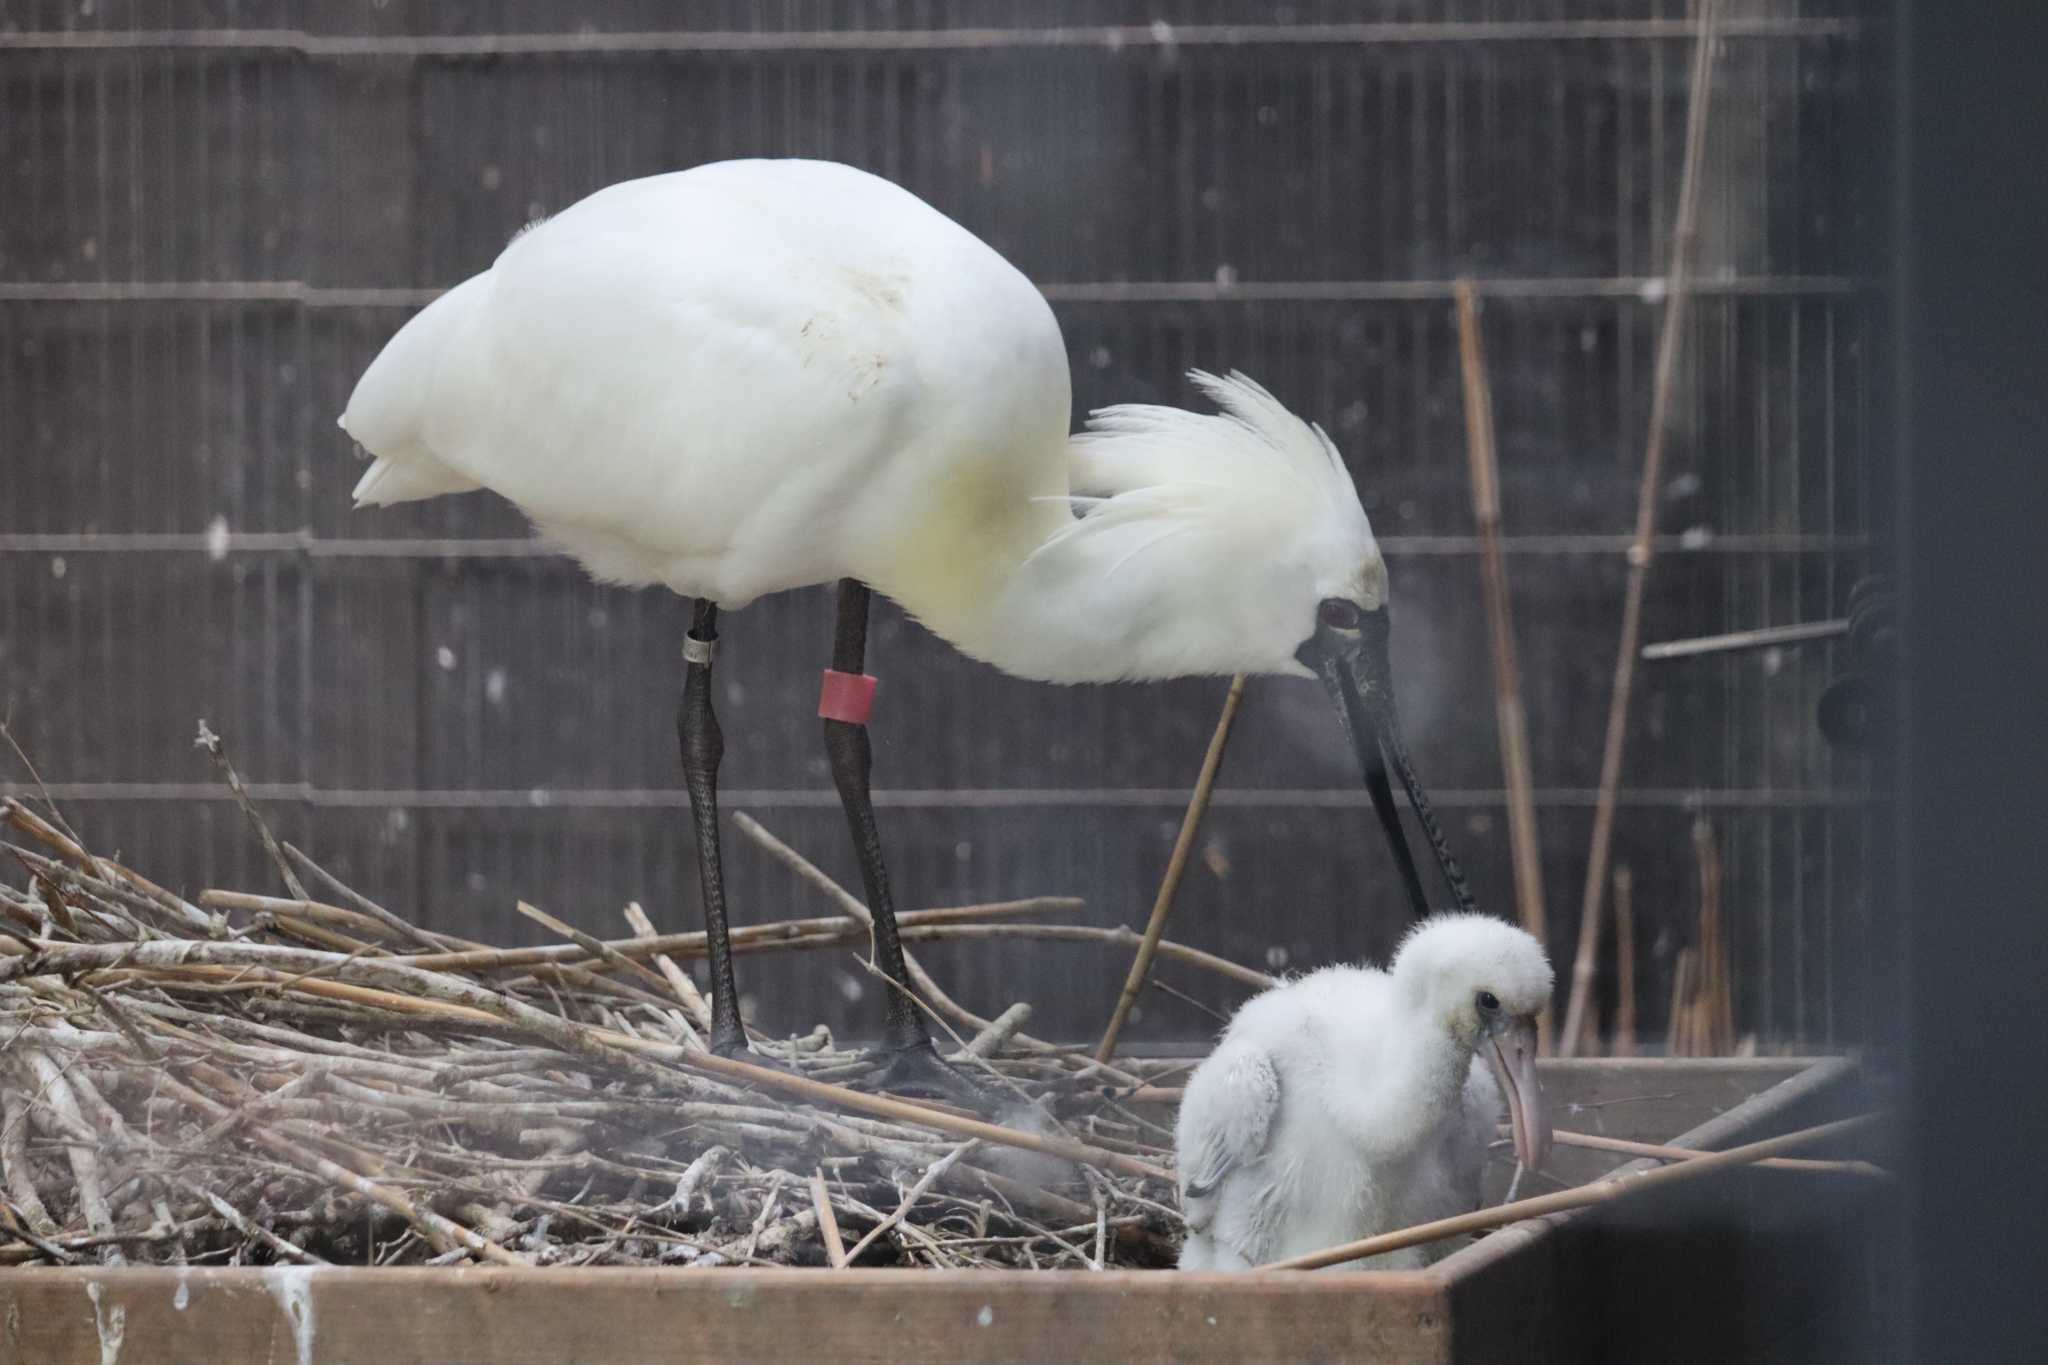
[708,1030,799,1078]
[858,1039,999,1111]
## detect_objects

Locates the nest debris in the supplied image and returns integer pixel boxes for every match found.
[0,735,1228,1272]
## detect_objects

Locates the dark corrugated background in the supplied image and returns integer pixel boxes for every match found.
[0,2,1880,1047]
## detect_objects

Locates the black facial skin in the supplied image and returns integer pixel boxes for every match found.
[1295,598,1476,919]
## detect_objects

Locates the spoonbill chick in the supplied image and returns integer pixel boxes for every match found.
[1176,914,1553,1270]
[340,158,1473,1098]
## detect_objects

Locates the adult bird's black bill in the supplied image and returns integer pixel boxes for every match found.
[1298,604,1476,918]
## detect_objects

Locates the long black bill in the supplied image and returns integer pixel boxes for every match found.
[1298,606,1476,919]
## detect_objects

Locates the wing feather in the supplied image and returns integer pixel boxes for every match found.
[1175,1042,1280,1229]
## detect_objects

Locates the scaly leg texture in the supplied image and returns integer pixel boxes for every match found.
[822,579,986,1102]
[678,598,749,1056]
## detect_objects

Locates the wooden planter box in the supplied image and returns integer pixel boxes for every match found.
[1,1056,1884,1364]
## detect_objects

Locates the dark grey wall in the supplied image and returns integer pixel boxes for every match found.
[0,2,1878,1046]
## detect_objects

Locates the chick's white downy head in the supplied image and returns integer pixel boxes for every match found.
[1392,912,1555,1171]
[1390,912,1554,1045]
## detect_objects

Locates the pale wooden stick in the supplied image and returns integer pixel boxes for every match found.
[21,1049,123,1264]
[516,899,675,999]
[841,1141,975,1264]
[1612,865,1638,1056]
[1455,281,1550,1050]
[1546,1127,1891,1179]
[149,1066,522,1265]
[193,1187,329,1264]
[962,1003,1034,1059]
[194,720,310,903]
[1263,1113,1877,1270]
[0,1083,59,1236]
[6,938,1170,1182]
[1668,947,1698,1056]
[282,842,469,950]
[1560,0,1722,1057]
[810,1169,848,1268]
[397,898,1080,974]
[728,812,1129,1076]
[1095,674,1248,1062]
[622,901,710,1039]
[1692,818,1733,1054]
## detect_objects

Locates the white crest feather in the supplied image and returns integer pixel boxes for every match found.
[1041,370,1372,582]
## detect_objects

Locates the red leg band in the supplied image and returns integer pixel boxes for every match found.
[819,669,878,725]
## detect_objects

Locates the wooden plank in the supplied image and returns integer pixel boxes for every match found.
[1440,1056,1870,1364]
[0,1058,1870,1365]
[0,1266,1450,1365]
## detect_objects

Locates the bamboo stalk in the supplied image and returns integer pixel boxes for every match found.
[1262,1113,1878,1270]
[1095,674,1248,1062]
[2,939,1170,1182]
[810,1169,848,1268]
[516,899,677,999]
[392,897,1080,974]
[729,812,1140,1080]
[1668,947,1698,1056]
[1547,1126,1890,1178]
[1692,817,1733,1054]
[1560,0,1722,1057]
[740,922,1272,990]
[1612,865,1637,1056]
[622,900,709,1039]
[1455,282,1550,1009]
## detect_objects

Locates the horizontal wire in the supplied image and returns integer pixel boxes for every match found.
[0,531,1872,558]
[0,275,1861,308]
[0,783,1870,811]
[0,19,1862,58]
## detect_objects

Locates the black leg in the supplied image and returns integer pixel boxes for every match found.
[822,580,931,1055]
[679,598,747,1056]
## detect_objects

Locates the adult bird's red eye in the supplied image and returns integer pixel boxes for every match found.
[1318,598,1362,631]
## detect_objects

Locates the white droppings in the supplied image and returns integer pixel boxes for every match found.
[1213,263,1238,288]
[1149,19,1174,43]
[1639,276,1670,304]
[485,667,509,705]
[436,645,457,671]
[206,514,231,561]
[172,1275,189,1312]
[1266,944,1290,970]
[976,1304,994,1327]
[50,555,66,580]
[269,1265,319,1365]
[85,1281,126,1365]
[1679,525,1712,550]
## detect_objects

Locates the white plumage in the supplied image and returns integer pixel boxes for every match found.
[342,157,1379,686]
[339,156,1477,1074]
[1176,914,1554,1271]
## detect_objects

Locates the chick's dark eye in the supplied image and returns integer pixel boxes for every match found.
[1475,990,1500,1013]
[1318,599,1362,631]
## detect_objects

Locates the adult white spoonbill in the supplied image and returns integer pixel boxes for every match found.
[1175,913,1551,1270]
[341,157,1472,1096]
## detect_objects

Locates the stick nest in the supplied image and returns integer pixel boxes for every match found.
[0,743,1201,1272]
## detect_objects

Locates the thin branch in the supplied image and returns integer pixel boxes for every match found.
[1455,280,1551,1051]
[1561,0,1723,1056]
[1263,1113,1877,1270]
[1096,675,1248,1062]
